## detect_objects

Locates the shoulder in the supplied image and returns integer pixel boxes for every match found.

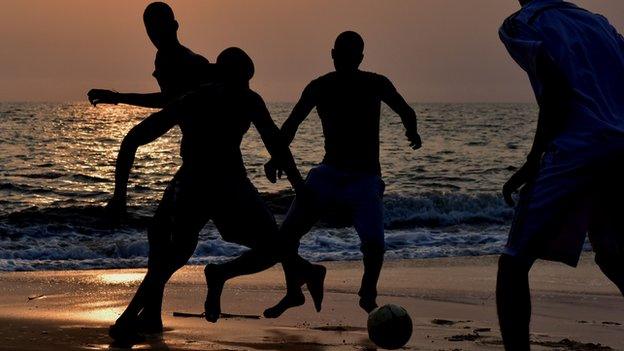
[499,1,550,40]
[370,71,391,83]
[180,46,210,65]
[311,72,336,86]
[305,72,335,94]
[246,89,266,107]
[360,71,394,89]
[237,89,268,119]
[500,10,524,37]
[499,7,544,48]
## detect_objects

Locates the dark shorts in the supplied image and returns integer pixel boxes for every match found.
[506,148,624,267]
[148,170,278,262]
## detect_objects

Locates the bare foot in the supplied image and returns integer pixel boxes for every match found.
[109,322,146,346]
[263,292,305,318]
[306,264,326,312]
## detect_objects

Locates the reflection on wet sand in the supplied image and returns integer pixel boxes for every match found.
[97,272,145,286]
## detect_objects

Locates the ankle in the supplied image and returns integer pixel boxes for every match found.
[359,297,378,313]
[285,290,305,302]
[205,264,227,281]
[138,311,162,324]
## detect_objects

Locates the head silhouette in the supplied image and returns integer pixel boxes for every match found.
[332,31,364,72]
[217,47,255,86]
[143,2,179,49]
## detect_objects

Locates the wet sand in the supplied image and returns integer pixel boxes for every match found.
[0,254,622,350]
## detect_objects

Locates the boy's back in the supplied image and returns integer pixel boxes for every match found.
[501,1,624,155]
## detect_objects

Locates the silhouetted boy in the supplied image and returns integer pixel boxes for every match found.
[106,48,313,341]
[498,1,624,349]
[263,31,422,317]
[88,1,215,218]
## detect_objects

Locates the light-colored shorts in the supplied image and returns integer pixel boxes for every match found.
[281,164,386,250]
[506,148,624,267]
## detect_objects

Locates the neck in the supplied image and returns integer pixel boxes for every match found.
[335,67,360,73]
[159,37,181,51]
[223,81,249,89]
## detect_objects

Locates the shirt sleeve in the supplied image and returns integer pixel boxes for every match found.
[597,14,624,49]
[499,16,546,78]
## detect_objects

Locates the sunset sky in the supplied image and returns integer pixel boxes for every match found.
[1,0,623,103]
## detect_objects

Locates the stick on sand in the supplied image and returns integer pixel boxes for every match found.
[173,311,261,319]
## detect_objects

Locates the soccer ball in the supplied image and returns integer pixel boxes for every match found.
[367,304,413,349]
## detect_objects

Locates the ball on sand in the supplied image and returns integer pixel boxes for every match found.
[367,304,413,349]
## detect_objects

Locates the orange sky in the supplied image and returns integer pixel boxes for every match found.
[0,0,623,102]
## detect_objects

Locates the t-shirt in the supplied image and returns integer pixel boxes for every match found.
[153,45,215,98]
[305,70,398,175]
[499,0,624,160]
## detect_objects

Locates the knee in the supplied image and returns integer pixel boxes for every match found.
[498,254,533,276]
[275,228,301,252]
[360,241,385,257]
[595,250,622,274]
[148,243,195,272]
[258,241,282,260]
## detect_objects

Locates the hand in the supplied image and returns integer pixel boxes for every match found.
[293,181,314,206]
[502,161,539,207]
[407,130,422,150]
[104,195,127,224]
[88,89,119,106]
[502,178,522,207]
[264,159,284,183]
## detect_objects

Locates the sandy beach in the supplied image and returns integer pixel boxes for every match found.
[0,254,622,351]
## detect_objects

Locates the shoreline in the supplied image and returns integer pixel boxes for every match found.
[0,254,622,350]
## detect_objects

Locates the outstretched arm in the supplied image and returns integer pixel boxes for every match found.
[264,83,316,182]
[88,90,170,109]
[280,83,317,145]
[380,78,421,149]
[107,107,178,218]
[251,94,305,191]
[503,51,567,206]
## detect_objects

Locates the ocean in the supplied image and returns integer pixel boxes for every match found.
[0,102,539,271]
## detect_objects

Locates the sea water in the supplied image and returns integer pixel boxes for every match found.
[0,102,538,271]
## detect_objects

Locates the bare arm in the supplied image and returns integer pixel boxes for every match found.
[380,77,421,149]
[115,92,170,109]
[251,94,305,191]
[503,50,568,206]
[281,83,317,145]
[87,90,172,109]
[110,108,179,204]
[263,83,316,183]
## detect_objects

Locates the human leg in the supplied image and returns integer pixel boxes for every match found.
[496,150,593,350]
[589,176,624,296]
[202,179,312,322]
[264,166,338,318]
[111,175,208,339]
[349,174,386,313]
[496,254,535,351]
